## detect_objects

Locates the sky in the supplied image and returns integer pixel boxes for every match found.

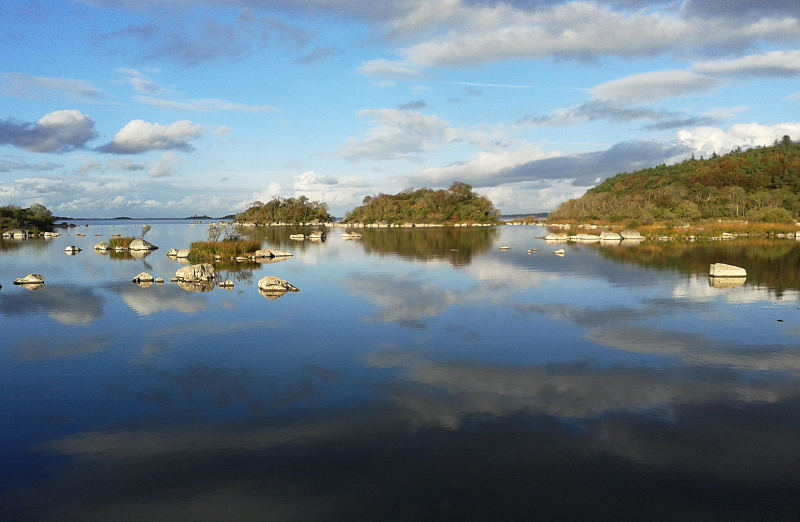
[1,0,800,218]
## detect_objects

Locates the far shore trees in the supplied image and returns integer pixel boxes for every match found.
[343,182,500,224]
[549,136,800,225]
[236,196,333,224]
[0,203,56,231]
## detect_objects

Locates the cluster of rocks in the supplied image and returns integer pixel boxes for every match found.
[543,230,645,242]
[94,238,158,252]
[289,231,326,241]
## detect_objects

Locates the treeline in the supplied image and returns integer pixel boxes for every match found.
[237,196,333,224]
[550,136,800,224]
[0,203,56,231]
[343,182,500,224]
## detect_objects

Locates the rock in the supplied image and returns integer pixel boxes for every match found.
[175,248,191,258]
[155,277,164,284]
[132,272,155,283]
[307,231,326,239]
[289,234,306,240]
[709,263,747,278]
[175,263,216,282]
[270,249,293,257]
[599,231,622,240]
[620,230,646,240]
[219,280,234,288]
[253,249,274,258]
[2,229,27,238]
[14,274,45,285]
[129,238,158,251]
[553,248,565,256]
[64,245,82,254]
[574,233,601,241]
[257,276,299,293]
[544,233,569,241]
[94,242,109,251]
[167,248,179,257]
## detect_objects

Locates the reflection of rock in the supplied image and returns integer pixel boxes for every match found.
[709,276,746,289]
[257,276,299,296]
[129,238,158,251]
[175,263,216,282]
[258,288,289,300]
[64,245,81,254]
[175,281,215,293]
[94,242,109,251]
[134,281,154,288]
[132,272,155,283]
[709,263,747,277]
[18,282,45,291]
[14,274,45,285]
[129,249,152,260]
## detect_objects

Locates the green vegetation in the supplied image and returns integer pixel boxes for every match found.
[108,237,135,249]
[0,203,56,231]
[236,196,333,224]
[343,182,500,224]
[550,136,800,225]
[188,240,262,263]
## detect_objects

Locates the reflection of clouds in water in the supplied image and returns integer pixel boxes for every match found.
[587,326,800,373]
[14,333,112,361]
[0,286,104,325]
[113,284,207,315]
[673,275,800,304]
[367,353,795,427]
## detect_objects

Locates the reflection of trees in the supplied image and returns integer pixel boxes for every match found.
[591,239,800,296]
[0,237,50,253]
[243,226,327,253]
[358,227,498,266]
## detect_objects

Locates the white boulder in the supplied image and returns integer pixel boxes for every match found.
[175,263,216,282]
[257,276,299,293]
[709,263,747,278]
[14,274,45,285]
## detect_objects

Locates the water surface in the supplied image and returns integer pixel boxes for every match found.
[2,223,800,520]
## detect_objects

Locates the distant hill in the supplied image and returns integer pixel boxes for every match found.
[549,136,800,225]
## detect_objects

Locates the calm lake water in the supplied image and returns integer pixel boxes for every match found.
[2,222,800,520]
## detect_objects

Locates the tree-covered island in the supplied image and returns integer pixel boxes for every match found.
[550,136,800,226]
[236,196,333,224]
[0,203,56,232]
[343,182,500,224]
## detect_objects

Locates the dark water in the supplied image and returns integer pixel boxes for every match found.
[2,223,800,520]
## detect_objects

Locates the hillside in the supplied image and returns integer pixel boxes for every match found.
[549,136,800,225]
[343,182,500,224]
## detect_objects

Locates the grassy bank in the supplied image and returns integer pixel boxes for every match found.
[188,240,262,261]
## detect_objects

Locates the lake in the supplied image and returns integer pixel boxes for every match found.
[2,222,800,520]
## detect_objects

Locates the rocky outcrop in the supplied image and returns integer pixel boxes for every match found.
[258,276,299,294]
[709,263,747,277]
[129,238,158,251]
[175,263,216,282]
[64,245,82,254]
[14,274,45,285]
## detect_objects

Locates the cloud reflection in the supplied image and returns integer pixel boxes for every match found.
[0,285,104,325]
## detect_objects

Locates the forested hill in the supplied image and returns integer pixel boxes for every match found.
[549,136,800,224]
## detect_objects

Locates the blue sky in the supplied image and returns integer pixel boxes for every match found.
[1,0,800,218]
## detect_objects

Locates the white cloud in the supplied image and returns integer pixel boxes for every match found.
[589,70,720,102]
[692,50,800,77]
[340,109,466,161]
[134,95,280,114]
[2,73,106,101]
[99,119,202,154]
[148,153,182,178]
[675,122,800,157]
[0,110,97,153]
[292,171,376,210]
[358,59,422,79]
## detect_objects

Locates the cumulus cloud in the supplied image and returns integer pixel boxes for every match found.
[98,119,202,154]
[292,171,378,210]
[2,73,106,102]
[589,70,721,102]
[675,122,800,157]
[0,110,98,153]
